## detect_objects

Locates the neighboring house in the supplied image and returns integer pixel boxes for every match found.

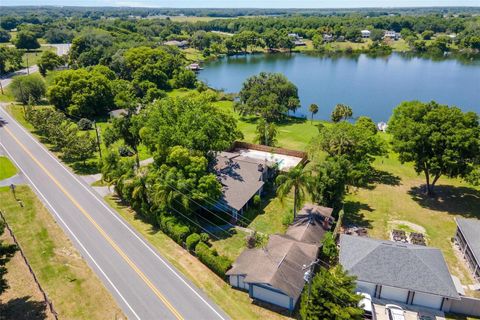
[227,204,333,311]
[384,30,401,40]
[108,108,127,118]
[339,235,460,311]
[288,33,305,46]
[361,30,371,38]
[163,40,189,48]
[323,34,334,42]
[187,63,202,71]
[377,121,388,132]
[454,218,480,281]
[214,152,270,220]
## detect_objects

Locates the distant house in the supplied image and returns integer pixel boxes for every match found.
[339,235,460,311]
[377,121,388,132]
[163,40,189,48]
[288,33,300,40]
[361,30,371,38]
[384,30,401,40]
[288,33,306,46]
[227,204,333,311]
[323,34,334,42]
[454,218,480,281]
[187,63,202,71]
[108,109,127,119]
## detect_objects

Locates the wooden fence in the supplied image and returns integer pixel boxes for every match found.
[0,210,59,320]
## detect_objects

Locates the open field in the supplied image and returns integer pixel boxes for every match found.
[0,156,17,180]
[0,185,125,319]
[105,195,292,320]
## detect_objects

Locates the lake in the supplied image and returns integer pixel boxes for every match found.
[198,53,480,122]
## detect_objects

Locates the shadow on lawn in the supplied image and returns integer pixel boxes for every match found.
[0,296,48,320]
[342,200,374,228]
[409,184,480,218]
[367,169,401,187]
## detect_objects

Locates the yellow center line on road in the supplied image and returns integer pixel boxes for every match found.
[4,126,184,320]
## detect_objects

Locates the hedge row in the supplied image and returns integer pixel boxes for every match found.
[195,242,232,278]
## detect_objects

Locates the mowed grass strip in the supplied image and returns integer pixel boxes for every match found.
[0,156,17,180]
[1,186,125,320]
[105,195,292,320]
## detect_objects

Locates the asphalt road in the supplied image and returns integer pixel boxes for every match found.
[0,105,230,320]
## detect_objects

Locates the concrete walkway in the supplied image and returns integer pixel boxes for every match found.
[0,173,26,187]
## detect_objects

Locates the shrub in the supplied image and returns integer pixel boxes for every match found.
[282,209,294,226]
[77,118,93,130]
[195,242,232,277]
[159,214,191,245]
[186,233,201,251]
[118,145,134,157]
[253,194,261,208]
[10,74,46,104]
[200,232,209,243]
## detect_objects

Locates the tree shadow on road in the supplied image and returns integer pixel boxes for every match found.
[408,184,480,218]
[0,296,48,320]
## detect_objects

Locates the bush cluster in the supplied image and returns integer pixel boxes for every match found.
[194,242,232,277]
[186,233,201,250]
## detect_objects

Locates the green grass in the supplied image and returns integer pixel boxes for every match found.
[0,186,124,319]
[211,229,249,261]
[390,39,411,52]
[324,39,372,52]
[0,156,17,180]
[105,195,291,320]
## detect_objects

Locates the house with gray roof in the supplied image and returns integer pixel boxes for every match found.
[339,234,460,311]
[226,204,333,311]
[214,152,270,220]
[455,217,480,281]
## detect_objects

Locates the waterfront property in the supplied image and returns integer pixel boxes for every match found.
[339,235,460,311]
[454,217,480,281]
[384,30,401,40]
[227,204,333,311]
[361,30,371,38]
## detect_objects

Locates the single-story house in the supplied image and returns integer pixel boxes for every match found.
[323,33,334,42]
[454,217,480,281]
[361,30,371,38]
[163,40,189,48]
[108,108,127,118]
[339,235,460,311]
[227,204,333,311]
[214,152,270,220]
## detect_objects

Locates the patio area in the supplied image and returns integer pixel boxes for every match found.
[373,300,446,320]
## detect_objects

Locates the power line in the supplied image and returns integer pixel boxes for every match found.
[168,206,222,241]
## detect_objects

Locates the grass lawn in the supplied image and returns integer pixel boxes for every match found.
[105,195,292,320]
[325,39,372,52]
[21,46,56,67]
[344,146,480,297]
[0,156,17,180]
[0,186,124,319]
[390,39,411,52]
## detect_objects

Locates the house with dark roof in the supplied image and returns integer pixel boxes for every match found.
[454,217,480,281]
[339,235,460,311]
[214,152,270,220]
[226,204,333,311]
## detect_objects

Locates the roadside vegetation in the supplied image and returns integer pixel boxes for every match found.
[0,185,125,319]
[0,156,17,180]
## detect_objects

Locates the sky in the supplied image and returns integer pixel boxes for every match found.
[3,0,479,8]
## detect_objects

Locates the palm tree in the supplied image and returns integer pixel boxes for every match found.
[275,165,311,219]
[309,103,319,122]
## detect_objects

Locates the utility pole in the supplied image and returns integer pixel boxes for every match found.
[26,54,29,75]
[93,121,102,161]
[303,259,319,307]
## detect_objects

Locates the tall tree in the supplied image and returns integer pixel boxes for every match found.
[300,266,363,320]
[389,101,480,196]
[255,117,277,146]
[238,72,300,121]
[276,165,310,218]
[309,103,319,122]
[14,30,40,51]
[331,104,353,123]
[10,74,46,104]
[0,221,18,295]
[38,50,64,76]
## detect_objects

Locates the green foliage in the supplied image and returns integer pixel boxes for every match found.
[255,118,277,146]
[331,104,353,123]
[200,232,210,243]
[14,30,40,50]
[48,66,115,117]
[0,221,18,295]
[140,95,241,157]
[10,74,46,104]
[194,241,232,277]
[421,30,435,40]
[77,118,93,130]
[300,266,363,320]
[0,29,11,43]
[172,69,197,89]
[186,233,201,250]
[253,195,261,208]
[69,29,114,67]
[0,47,23,74]
[355,116,377,135]
[44,28,74,44]
[238,72,300,121]
[321,232,339,265]
[0,16,18,30]
[309,103,319,121]
[276,165,311,217]
[160,215,191,244]
[38,50,64,77]
[61,133,97,164]
[388,100,480,195]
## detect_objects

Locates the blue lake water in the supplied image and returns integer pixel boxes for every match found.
[198,53,480,122]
